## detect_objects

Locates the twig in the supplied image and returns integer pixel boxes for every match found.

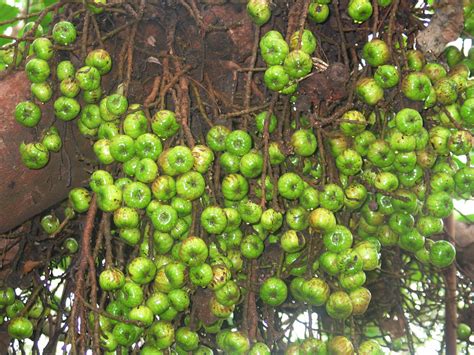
[124,0,146,96]
[177,75,196,148]
[87,225,100,353]
[117,27,130,84]
[260,93,279,207]
[81,12,90,61]
[100,19,140,42]
[332,0,350,67]
[219,103,271,119]
[191,83,214,127]
[440,106,463,130]
[237,67,267,72]
[77,294,144,327]
[90,15,105,49]
[372,0,379,37]
[242,24,260,130]
[387,0,400,52]
[295,0,312,49]
[92,215,106,267]
[286,0,304,41]
[67,194,97,355]
[152,64,192,109]
[38,217,71,240]
[178,0,205,32]
[144,76,162,107]
[17,285,43,318]
[247,259,258,342]
[315,103,355,127]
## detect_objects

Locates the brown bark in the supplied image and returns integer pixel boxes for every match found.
[444,215,457,355]
[0,71,92,233]
[416,0,464,58]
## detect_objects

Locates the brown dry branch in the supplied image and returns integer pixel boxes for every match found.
[260,93,279,208]
[387,0,400,54]
[154,64,193,109]
[242,24,261,130]
[219,103,271,119]
[177,75,196,148]
[191,82,214,127]
[67,194,97,354]
[372,0,379,36]
[78,293,144,327]
[81,12,90,61]
[331,0,350,67]
[144,76,162,107]
[247,259,259,342]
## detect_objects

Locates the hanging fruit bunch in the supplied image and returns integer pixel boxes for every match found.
[0,0,472,354]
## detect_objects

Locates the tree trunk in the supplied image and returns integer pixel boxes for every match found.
[0,71,92,233]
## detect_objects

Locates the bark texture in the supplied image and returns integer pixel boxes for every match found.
[416,0,464,58]
[0,72,92,233]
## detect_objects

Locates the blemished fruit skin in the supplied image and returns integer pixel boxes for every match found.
[32,37,54,61]
[309,3,330,23]
[247,0,271,26]
[326,291,353,320]
[328,336,354,355]
[284,50,313,79]
[0,287,15,308]
[362,39,390,67]
[52,21,77,45]
[20,142,50,169]
[289,30,317,55]
[356,77,384,105]
[99,268,125,291]
[86,49,112,75]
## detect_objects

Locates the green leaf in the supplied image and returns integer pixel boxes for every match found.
[0,4,20,43]
[0,4,19,23]
[40,13,53,31]
[454,212,474,223]
[0,38,13,47]
[44,0,57,6]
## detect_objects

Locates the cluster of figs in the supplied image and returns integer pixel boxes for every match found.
[0,0,472,353]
